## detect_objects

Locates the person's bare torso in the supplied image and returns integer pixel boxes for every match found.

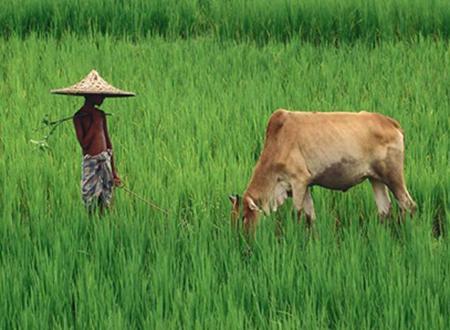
[74,107,108,156]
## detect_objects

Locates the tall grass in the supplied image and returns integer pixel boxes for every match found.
[0,0,449,43]
[0,35,448,328]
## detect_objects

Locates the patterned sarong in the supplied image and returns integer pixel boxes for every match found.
[81,149,114,209]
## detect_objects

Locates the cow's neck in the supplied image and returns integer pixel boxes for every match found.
[244,162,276,211]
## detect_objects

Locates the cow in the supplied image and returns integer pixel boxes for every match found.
[229,109,416,235]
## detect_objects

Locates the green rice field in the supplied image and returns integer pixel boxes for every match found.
[1,0,450,43]
[0,1,449,329]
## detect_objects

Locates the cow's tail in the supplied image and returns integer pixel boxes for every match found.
[386,115,404,135]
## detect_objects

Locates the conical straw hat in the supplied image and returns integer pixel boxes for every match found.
[51,70,135,97]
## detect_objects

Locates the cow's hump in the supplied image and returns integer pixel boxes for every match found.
[266,109,288,138]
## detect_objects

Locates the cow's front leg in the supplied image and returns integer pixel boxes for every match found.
[275,214,284,241]
[303,188,316,228]
[292,180,308,224]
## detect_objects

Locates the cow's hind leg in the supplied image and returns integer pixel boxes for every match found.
[386,178,416,216]
[370,178,391,219]
[375,148,416,216]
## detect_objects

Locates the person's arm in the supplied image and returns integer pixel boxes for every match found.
[103,114,122,186]
[73,114,96,150]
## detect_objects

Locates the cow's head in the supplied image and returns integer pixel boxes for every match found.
[228,194,261,234]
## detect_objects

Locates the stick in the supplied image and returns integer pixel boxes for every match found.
[35,112,112,131]
[119,186,169,215]
[30,112,113,150]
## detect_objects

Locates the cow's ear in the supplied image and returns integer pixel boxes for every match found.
[229,194,240,207]
[247,197,261,212]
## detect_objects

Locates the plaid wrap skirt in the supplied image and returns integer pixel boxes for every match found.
[81,149,114,209]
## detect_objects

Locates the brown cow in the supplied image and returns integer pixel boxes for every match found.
[229,109,416,234]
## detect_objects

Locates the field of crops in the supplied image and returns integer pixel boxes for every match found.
[1,0,450,42]
[1,1,449,329]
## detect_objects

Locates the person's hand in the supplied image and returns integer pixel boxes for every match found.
[113,175,123,187]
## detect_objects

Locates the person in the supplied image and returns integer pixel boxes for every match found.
[50,69,135,213]
[73,95,122,213]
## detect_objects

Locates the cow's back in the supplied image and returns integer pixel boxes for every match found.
[264,109,404,190]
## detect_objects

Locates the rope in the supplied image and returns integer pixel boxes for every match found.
[119,185,169,215]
